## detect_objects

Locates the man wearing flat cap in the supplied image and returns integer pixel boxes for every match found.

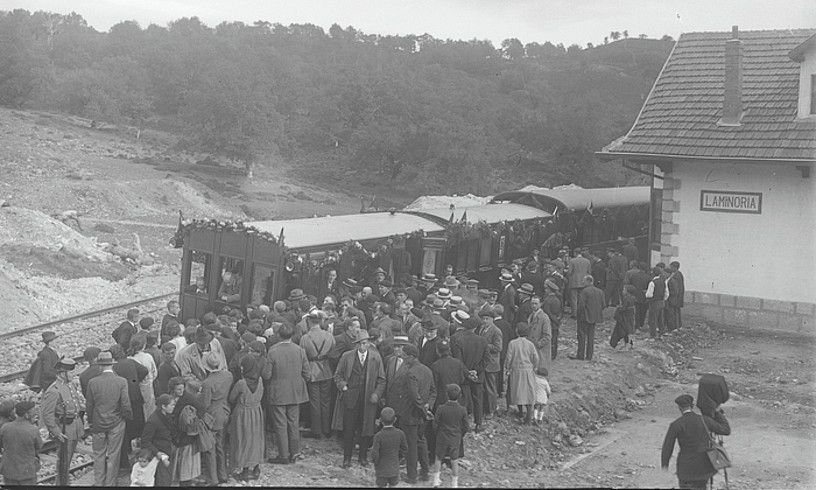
[40,358,84,486]
[300,310,336,440]
[332,330,385,468]
[0,400,43,485]
[24,331,60,393]
[499,272,517,327]
[661,394,731,489]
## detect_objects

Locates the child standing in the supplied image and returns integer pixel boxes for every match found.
[370,407,407,488]
[533,368,552,424]
[431,384,469,488]
[130,447,168,487]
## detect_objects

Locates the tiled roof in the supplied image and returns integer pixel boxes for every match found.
[600,29,816,162]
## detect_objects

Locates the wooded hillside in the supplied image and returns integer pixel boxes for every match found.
[0,10,672,194]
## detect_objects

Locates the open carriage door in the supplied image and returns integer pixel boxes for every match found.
[420,237,447,277]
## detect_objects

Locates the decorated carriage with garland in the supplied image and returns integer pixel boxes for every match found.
[170,186,650,320]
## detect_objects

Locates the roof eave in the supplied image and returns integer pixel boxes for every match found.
[595,150,816,165]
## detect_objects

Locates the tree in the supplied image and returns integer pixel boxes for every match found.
[661,34,674,42]
[638,34,647,39]
[501,38,524,60]
[587,42,594,49]
[604,36,608,44]
[623,30,629,39]
[610,31,621,40]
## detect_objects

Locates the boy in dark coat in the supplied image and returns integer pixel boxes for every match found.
[431,384,469,488]
[370,407,407,488]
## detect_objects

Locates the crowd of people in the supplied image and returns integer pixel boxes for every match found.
[2,237,693,487]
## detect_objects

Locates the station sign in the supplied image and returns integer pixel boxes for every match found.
[699,190,762,214]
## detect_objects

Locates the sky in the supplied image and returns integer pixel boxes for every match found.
[4,0,815,46]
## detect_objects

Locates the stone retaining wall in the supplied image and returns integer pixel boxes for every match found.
[683,290,815,335]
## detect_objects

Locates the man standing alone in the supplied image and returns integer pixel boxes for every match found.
[86,351,132,486]
[665,262,685,331]
[570,275,605,361]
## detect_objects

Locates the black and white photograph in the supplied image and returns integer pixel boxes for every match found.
[0,0,813,487]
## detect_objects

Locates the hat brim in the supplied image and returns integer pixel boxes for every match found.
[96,359,115,365]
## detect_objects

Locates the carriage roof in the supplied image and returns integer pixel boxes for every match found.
[406,202,552,225]
[491,186,650,211]
[246,212,444,250]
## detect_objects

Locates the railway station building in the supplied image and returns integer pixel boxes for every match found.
[598,27,816,335]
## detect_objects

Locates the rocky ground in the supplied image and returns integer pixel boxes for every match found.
[0,107,368,332]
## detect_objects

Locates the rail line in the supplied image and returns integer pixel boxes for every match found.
[0,292,177,342]
[0,292,176,384]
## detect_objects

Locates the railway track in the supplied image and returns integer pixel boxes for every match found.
[0,292,176,384]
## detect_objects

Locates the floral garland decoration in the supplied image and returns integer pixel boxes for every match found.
[286,230,427,274]
[170,218,279,248]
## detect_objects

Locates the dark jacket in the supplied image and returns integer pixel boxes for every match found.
[541,293,562,330]
[417,335,443,368]
[430,356,468,408]
[154,359,181,397]
[434,400,469,450]
[667,271,685,308]
[451,329,489,383]
[112,320,137,350]
[86,370,132,432]
[494,317,515,361]
[0,417,43,481]
[79,364,103,398]
[386,358,435,426]
[624,268,651,303]
[24,345,59,392]
[661,410,730,481]
[499,284,517,326]
[113,358,148,407]
[370,426,407,478]
[578,285,605,324]
[477,321,502,373]
[172,389,207,447]
[142,409,178,456]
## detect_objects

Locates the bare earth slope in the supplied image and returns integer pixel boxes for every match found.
[0,108,363,331]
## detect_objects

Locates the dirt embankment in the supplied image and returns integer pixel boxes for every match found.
[0,107,368,332]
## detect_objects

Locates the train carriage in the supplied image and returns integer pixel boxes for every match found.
[173,186,651,319]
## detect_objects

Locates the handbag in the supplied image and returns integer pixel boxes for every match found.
[701,414,731,470]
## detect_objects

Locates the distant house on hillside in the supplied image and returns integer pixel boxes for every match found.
[597,26,816,335]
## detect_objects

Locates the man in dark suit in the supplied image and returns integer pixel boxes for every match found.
[498,272,517,327]
[112,308,140,351]
[160,301,181,344]
[450,318,489,432]
[624,261,651,331]
[571,275,605,361]
[25,331,60,393]
[661,394,730,490]
[385,343,435,484]
[262,323,310,464]
[201,352,233,484]
[417,321,443,368]
[110,344,147,468]
[79,346,103,398]
[321,268,340,302]
[665,262,686,331]
[154,343,180,396]
[332,330,386,468]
